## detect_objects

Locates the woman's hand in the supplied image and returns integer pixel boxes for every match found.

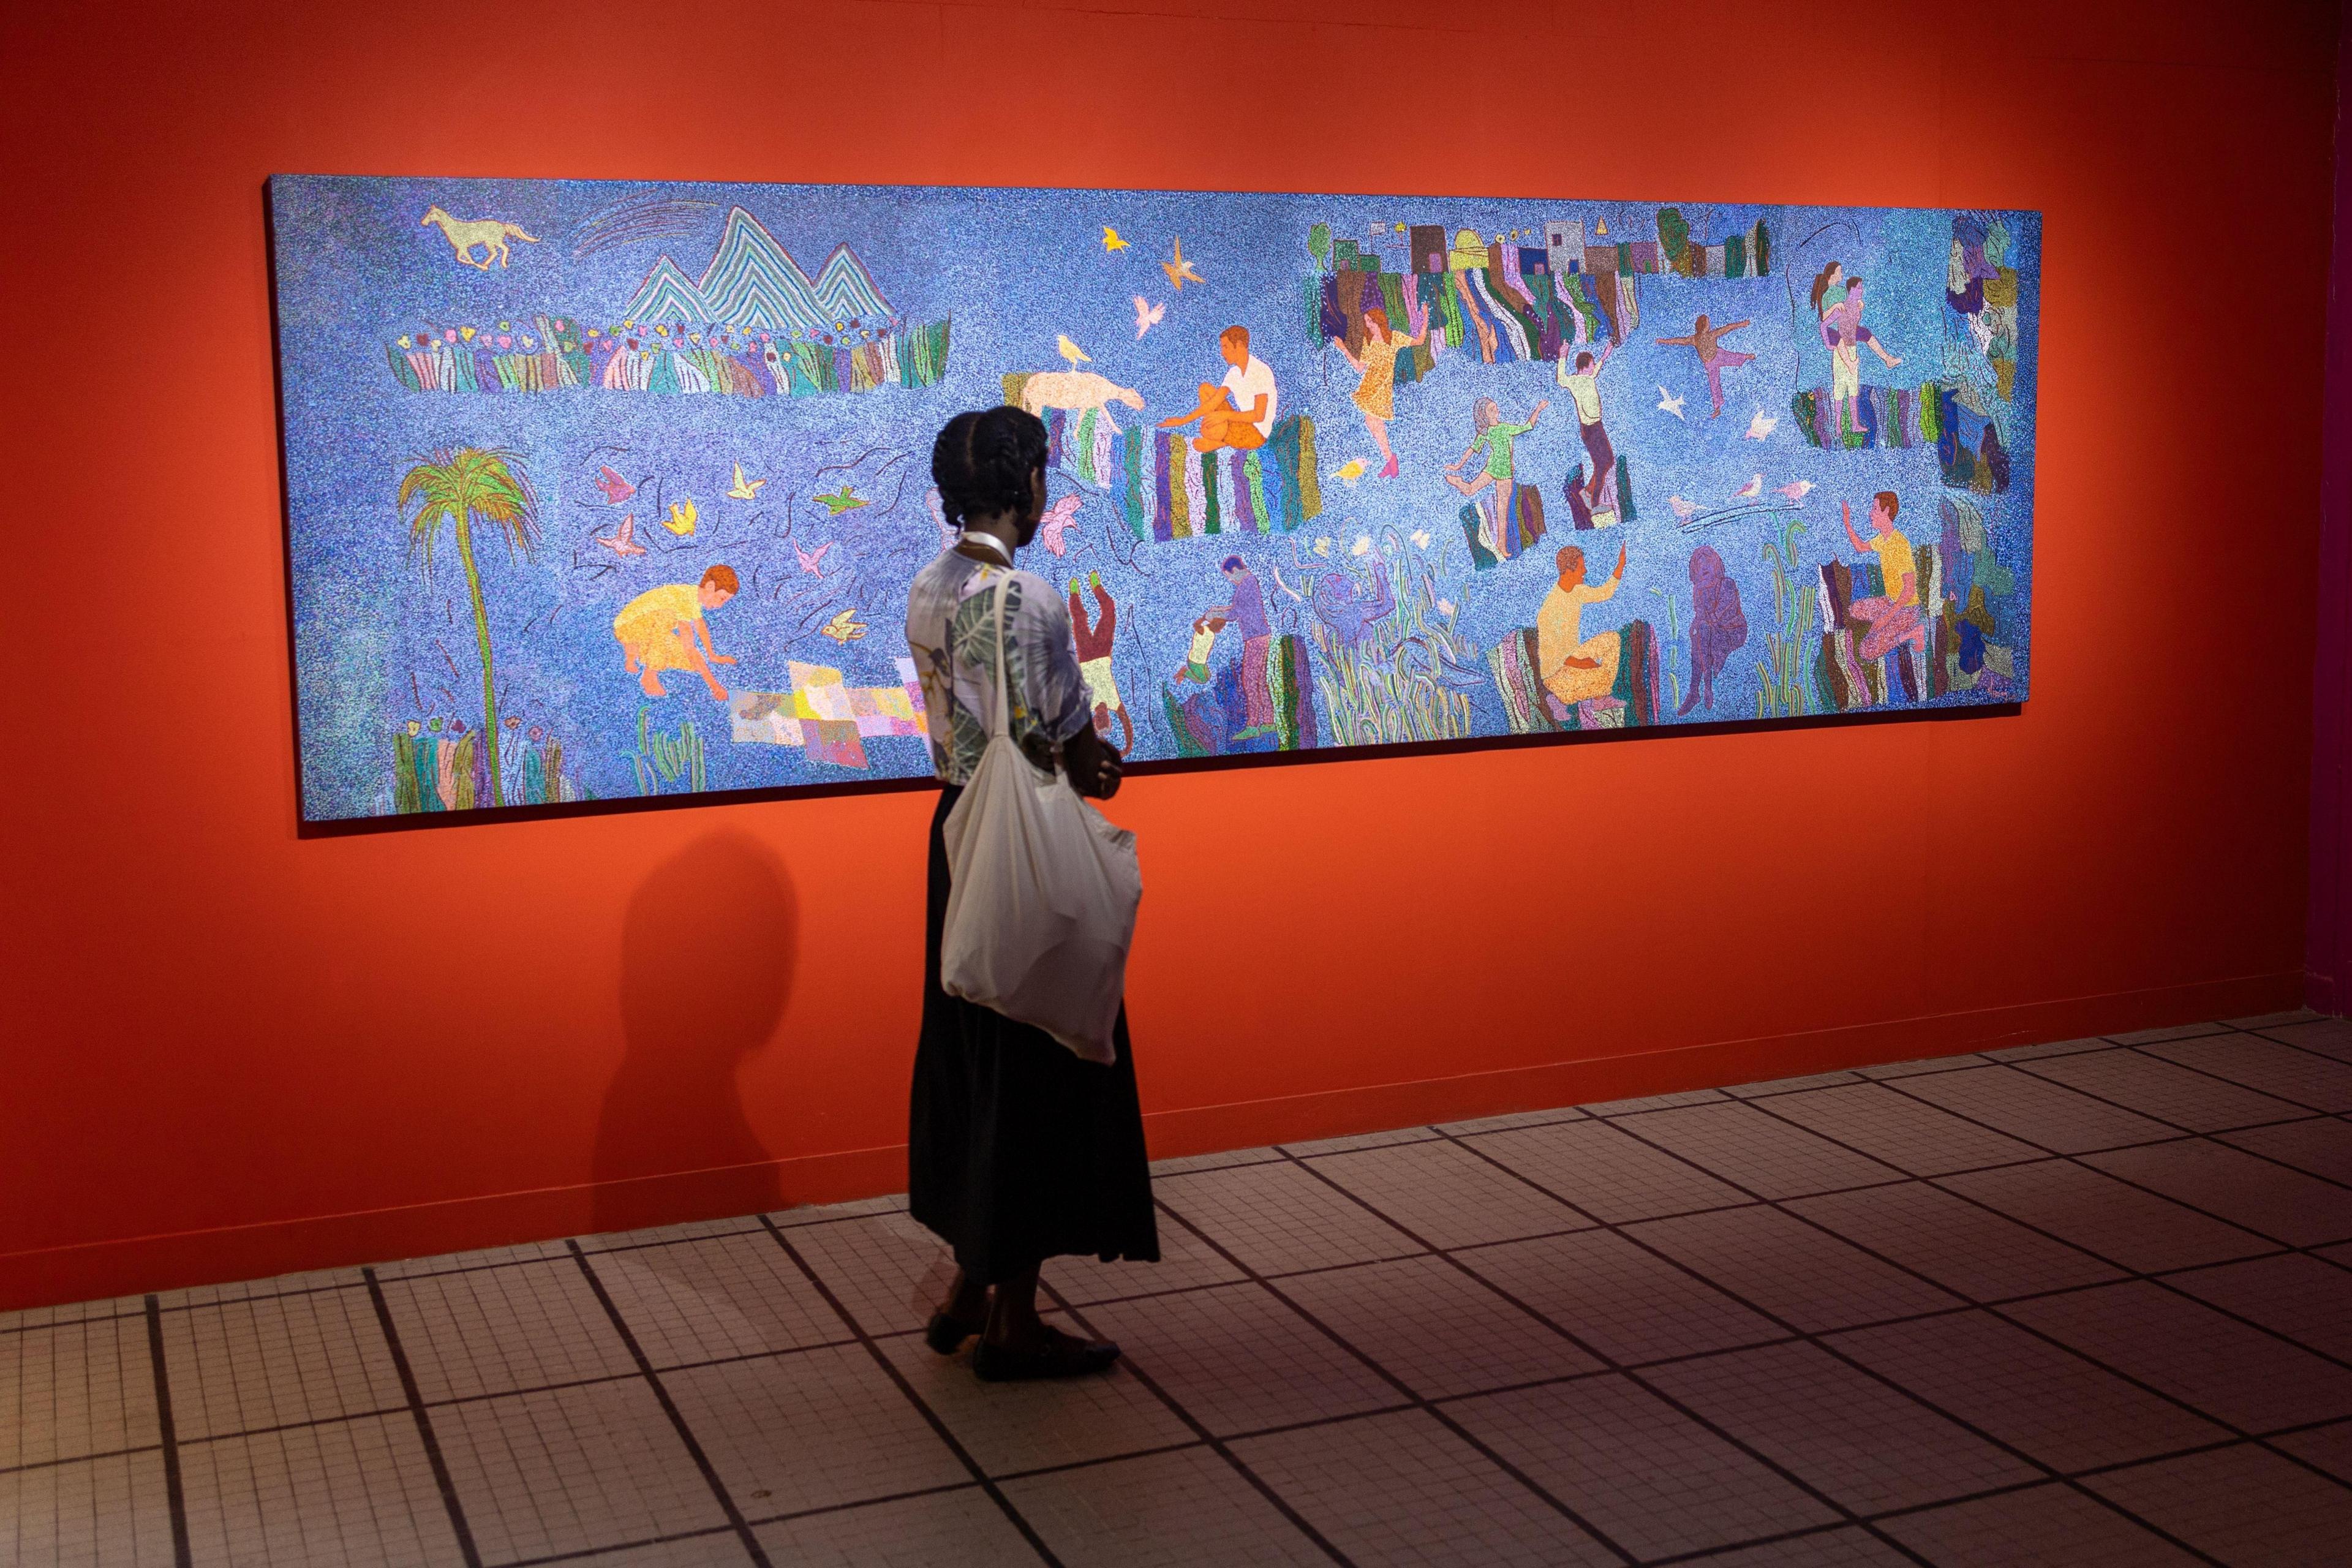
[1064,726,1123,801]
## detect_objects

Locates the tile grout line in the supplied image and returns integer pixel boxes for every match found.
[1643,1098,2329,1455]
[140,1295,193,1568]
[361,1267,483,1568]
[1847,1074,2352,1395]
[563,1240,778,1568]
[2231,1022,2352,1070]
[1107,1190,1671,1562]
[1793,1093,2352,1498]
[1408,1126,2234,1562]
[0,1443,165,1480]
[753,1214,1064,1568]
[2000,1052,2334,1149]
[497,1479,988,1568]
[2115,1038,2352,1120]
[1548,1110,2332,1544]
[1163,1175,1899,1568]
[1250,1148,1941,1567]
[1034,1274,1362,1568]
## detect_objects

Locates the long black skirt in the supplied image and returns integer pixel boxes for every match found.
[910,785,1159,1284]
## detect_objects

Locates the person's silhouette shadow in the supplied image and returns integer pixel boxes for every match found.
[591,832,797,1237]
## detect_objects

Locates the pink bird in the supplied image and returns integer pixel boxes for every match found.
[594,466,636,504]
[1777,479,1815,503]
[594,513,646,557]
[1037,494,1084,556]
[796,540,833,576]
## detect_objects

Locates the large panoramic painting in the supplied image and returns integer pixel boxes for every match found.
[270,175,2038,821]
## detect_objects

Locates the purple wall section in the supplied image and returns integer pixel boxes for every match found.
[2315,2,2352,1012]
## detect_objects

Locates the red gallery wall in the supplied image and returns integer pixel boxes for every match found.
[2,0,2336,1310]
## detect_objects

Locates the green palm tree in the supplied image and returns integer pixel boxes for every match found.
[396,447,540,807]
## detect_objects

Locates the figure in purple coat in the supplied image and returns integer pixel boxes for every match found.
[1677,545,1749,716]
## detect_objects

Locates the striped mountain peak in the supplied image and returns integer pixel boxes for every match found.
[621,206,895,334]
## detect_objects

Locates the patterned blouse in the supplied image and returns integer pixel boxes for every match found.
[905,541,1090,785]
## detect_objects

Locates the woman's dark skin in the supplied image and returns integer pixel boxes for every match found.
[941,459,1121,1355]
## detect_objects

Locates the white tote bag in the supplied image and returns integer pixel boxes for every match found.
[938,578,1142,1063]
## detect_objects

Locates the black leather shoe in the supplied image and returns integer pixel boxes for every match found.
[972,1327,1121,1382]
[924,1311,985,1355]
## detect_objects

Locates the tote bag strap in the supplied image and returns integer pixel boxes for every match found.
[987,575,1012,741]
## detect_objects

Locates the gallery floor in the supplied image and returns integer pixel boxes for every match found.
[9,1016,2352,1567]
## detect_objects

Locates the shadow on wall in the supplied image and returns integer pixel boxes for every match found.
[591,832,797,1237]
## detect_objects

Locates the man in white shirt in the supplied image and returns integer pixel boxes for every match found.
[1161,325,1281,453]
[1218,325,1278,440]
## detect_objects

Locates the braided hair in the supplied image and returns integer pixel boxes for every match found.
[931,407,1049,532]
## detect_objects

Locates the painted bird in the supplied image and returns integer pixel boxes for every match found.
[1667,496,1701,522]
[1102,226,1131,253]
[1777,479,1815,503]
[1133,296,1166,340]
[1732,474,1764,500]
[594,466,636,504]
[819,608,868,643]
[727,462,767,500]
[1037,494,1083,556]
[1163,236,1203,292]
[1057,334,1091,371]
[1333,458,1369,488]
[594,513,646,556]
[1745,409,1779,440]
[660,498,697,537]
[1409,529,1433,549]
[813,486,867,515]
[796,541,833,576]
[1657,385,1687,420]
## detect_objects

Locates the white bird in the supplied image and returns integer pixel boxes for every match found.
[1667,495,1700,522]
[1745,409,1779,440]
[1657,385,1686,420]
[1777,479,1814,503]
[1732,474,1763,500]
[1133,296,1166,340]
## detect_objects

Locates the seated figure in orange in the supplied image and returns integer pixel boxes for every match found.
[1157,325,1278,454]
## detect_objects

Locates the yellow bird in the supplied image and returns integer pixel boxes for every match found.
[727,462,766,501]
[1102,226,1130,253]
[1163,236,1203,292]
[1333,458,1369,487]
[819,608,868,643]
[1057,334,1091,371]
[660,498,698,537]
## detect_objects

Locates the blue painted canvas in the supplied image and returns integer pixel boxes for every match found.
[268,175,2038,821]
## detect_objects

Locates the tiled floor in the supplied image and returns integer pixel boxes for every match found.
[9,1012,2352,1566]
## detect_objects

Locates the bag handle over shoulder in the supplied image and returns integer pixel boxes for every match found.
[987,575,1012,742]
